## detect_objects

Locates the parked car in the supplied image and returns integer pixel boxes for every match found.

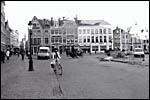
[37,47,50,59]
[133,48,145,57]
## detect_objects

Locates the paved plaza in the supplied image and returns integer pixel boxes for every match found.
[1,54,149,99]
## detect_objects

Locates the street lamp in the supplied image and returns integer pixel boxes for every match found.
[28,21,34,71]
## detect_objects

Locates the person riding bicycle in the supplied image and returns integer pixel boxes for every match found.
[50,48,61,72]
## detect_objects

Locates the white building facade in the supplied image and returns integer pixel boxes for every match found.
[1,1,6,51]
[78,24,113,53]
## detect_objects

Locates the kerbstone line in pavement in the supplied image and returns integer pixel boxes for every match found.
[1,55,64,99]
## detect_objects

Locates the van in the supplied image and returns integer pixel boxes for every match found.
[133,48,145,57]
[37,47,50,59]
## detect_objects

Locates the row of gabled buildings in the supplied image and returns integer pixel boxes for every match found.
[28,16,149,55]
[1,1,20,52]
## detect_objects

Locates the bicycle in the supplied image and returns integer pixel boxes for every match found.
[53,58,62,76]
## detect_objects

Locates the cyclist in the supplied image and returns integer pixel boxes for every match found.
[50,48,61,73]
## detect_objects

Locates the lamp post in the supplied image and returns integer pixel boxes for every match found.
[28,21,34,71]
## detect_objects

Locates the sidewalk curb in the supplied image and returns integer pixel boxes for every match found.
[111,59,149,67]
[111,59,128,63]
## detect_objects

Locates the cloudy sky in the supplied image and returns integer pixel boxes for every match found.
[4,1,149,41]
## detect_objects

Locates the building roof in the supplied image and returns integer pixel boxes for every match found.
[79,20,111,26]
[38,19,51,29]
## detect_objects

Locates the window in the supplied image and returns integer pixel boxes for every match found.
[34,47,37,54]
[45,30,48,33]
[39,49,48,53]
[63,38,66,43]
[63,30,66,34]
[104,36,107,42]
[37,38,41,44]
[126,35,128,38]
[91,29,94,34]
[103,29,106,34]
[108,28,111,34]
[87,29,90,34]
[122,35,125,39]
[67,39,70,43]
[51,30,54,34]
[92,46,98,51]
[100,36,102,43]
[95,29,98,34]
[100,46,107,51]
[87,36,90,43]
[55,29,58,34]
[55,37,59,43]
[79,29,82,34]
[37,30,41,33]
[79,36,82,43]
[45,38,48,44]
[59,37,62,43]
[71,39,74,43]
[96,36,98,43]
[31,38,33,45]
[51,37,54,43]
[33,23,36,27]
[34,38,36,44]
[83,36,86,43]
[92,36,94,43]
[99,29,102,34]
[83,29,86,34]
[59,30,62,34]
[109,36,112,43]
[75,39,78,43]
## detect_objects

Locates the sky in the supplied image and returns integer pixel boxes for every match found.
[4,1,149,41]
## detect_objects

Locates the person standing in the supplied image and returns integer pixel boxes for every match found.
[6,50,10,60]
[1,50,5,63]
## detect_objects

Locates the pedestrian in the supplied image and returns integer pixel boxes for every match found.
[95,49,97,54]
[17,50,20,57]
[66,49,68,57]
[89,49,91,55]
[74,49,78,58]
[1,50,5,63]
[6,50,10,60]
[142,54,145,61]
[21,50,25,60]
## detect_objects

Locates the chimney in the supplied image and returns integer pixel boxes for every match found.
[58,18,61,26]
[51,17,53,26]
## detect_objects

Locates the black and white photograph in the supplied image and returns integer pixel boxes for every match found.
[1,1,149,99]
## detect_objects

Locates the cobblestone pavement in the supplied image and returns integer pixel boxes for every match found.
[59,54,149,99]
[96,53,149,67]
[1,54,149,99]
[1,55,64,99]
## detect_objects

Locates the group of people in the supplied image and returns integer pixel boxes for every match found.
[1,49,11,63]
[1,49,26,63]
[65,46,83,58]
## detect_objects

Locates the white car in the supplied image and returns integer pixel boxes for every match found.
[37,47,50,59]
[133,48,145,57]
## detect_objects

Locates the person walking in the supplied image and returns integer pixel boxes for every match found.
[66,48,68,57]
[6,50,10,60]
[21,50,25,60]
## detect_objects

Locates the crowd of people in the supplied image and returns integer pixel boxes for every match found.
[1,48,26,64]
[65,46,83,58]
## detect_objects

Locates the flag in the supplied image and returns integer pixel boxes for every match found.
[127,26,132,32]
[141,29,144,33]
[145,28,148,32]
